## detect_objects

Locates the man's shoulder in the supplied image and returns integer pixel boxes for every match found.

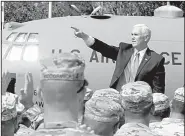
[30,128,98,136]
[116,123,159,136]
[161,118,184,127]
[149,122,161,129]
[151,118,184,136]
[15,124,35,136]
[149,49,164,62]
[119,42,132,50]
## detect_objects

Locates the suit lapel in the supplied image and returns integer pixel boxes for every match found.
[118,48,134,76]
[123,48,134,69]
[135,48,151,78]
[110,47,134,87]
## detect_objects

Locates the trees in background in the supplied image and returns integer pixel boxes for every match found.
[4,1,184,23]
[4,2,48,23]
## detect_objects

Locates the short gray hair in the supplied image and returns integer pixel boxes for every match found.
[133,24,151,41]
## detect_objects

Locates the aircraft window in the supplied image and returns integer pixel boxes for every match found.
[7,44,23,61]
[23,44,38,61]
[6,32,17,42]
[2,43,9,57]
[14,33,27,43]
[27,33,39,43]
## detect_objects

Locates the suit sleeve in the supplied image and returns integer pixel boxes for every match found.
[90,38,120,61]
[152,57,165,93]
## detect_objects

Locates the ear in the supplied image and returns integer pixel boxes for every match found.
[113,122,120,133]
[144,35,150,42]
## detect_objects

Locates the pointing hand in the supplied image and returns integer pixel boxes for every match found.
[71,26,87,39]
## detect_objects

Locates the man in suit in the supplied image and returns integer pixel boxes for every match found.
[71,24,165,93]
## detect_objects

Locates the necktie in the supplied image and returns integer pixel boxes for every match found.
[116,52,140,91]
[132,52,140,79]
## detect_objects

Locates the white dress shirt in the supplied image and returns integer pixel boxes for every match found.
[123,48,147,86]
[134,48,147,66]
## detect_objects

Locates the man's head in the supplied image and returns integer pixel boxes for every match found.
[120,81,153,122]
[170,87,184,115]
[150,93,170,121]
[84,88,124,136]
[2,92,25,136]
[131,24,151,49]
[40,52,85,128]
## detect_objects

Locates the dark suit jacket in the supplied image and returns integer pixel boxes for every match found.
[90,38,165,93]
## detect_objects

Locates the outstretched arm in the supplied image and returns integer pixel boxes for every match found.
[90,38,119,60]
[71,27,119,61]
[152,57,165,93]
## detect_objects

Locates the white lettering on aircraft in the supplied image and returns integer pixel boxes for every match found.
[52,49,182,65]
